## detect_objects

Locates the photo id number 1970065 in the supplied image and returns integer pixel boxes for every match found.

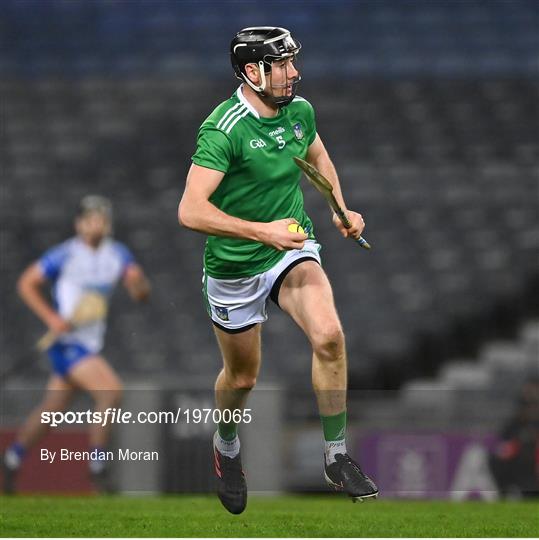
[180,408,252,424]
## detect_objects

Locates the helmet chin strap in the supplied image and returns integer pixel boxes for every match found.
[242,61,267,93]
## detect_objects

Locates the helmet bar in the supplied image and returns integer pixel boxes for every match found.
[243,60,268,93]
[238,27,292,45]
[263,31,291,45]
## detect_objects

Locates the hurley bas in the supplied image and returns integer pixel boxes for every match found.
[41,448,159,463]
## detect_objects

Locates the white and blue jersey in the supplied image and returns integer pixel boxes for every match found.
[39,237,135,374]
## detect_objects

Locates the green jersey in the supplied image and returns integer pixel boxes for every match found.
[192,86,317,279]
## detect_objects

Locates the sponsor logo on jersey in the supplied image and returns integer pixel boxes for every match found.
[249,138,267,149]
[214,306,230,321]
[293,122,304,140]
[268,127,285,137]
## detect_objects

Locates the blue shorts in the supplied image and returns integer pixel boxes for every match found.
[47,342,93,377]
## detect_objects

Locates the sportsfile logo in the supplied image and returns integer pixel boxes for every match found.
[41,407,253,427]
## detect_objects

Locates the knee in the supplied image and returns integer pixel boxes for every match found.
[111,383,123,406]
[40,399,69,414]
[109,383,123,407]
[95,382,123,409]
[312,324,345,362]
[41,390,72,413]
[228,373,257,391]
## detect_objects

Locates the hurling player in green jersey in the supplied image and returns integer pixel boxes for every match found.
[179,27,378,513]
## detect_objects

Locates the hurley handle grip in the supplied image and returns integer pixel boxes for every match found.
[334,209,371,250]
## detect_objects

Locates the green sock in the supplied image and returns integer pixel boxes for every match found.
[320,410,346,441]
[218,421,237,441]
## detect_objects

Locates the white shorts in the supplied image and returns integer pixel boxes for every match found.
[203,240,322,333]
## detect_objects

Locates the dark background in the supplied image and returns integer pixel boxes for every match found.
[1,0,537,392]
[1,0,538,498]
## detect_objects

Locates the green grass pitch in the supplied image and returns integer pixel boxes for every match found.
[1,495,538,537]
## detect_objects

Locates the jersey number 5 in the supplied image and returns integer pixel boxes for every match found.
[276,135,286,150]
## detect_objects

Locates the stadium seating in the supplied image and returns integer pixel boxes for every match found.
[0,1,537,391]
[1,0,537,77]
[400,318,538,418]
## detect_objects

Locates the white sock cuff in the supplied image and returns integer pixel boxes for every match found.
[325,439,347,464]
[214,431,240,458]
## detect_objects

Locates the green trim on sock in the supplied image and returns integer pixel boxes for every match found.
[321,410,346,441]
[218,421,237,441]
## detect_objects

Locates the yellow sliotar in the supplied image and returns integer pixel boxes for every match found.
[288,223,305,234]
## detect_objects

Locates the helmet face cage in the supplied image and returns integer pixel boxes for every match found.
[263,53,301,106]
[230,27,302,107]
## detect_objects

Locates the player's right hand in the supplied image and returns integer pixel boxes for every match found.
[258,218,308,251]
[46,313,71,335]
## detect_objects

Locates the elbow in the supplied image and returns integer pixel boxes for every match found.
[178,200,197,230]
[17,265,43,300]
[17,273,36,304]
[16,278,24,298]
[16,274,29,298]
[177,202,186,227]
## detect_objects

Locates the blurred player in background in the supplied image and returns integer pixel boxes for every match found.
[179,27,378,514]
[489,376,539,498]
[2,195,151,493]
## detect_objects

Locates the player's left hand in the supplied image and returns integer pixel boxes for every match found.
[332,211,365,239]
